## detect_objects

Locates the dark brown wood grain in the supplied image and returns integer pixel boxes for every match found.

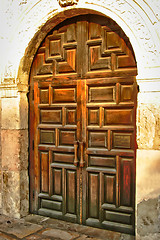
[29,14,137,234]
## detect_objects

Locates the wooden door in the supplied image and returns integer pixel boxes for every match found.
[82,77,137,234]
[29,15,137,234]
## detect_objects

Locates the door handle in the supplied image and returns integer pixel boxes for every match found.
[79,142,85,168]
[74,141,79,166]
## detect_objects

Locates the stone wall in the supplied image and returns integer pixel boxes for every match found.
[137,80,160,201]
[136,80,160,238]
[0,0,160,238]
[0,83,29,218]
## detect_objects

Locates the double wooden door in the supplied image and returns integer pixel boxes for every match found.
[29,15,137,234]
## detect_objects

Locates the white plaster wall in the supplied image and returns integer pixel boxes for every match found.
[0,0,160,82]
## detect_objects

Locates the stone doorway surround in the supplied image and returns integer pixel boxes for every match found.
[0,1,160,238]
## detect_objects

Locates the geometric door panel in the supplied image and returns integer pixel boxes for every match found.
[36,81,79,223]
[83,77,136,234]
[29,14,137,235]
[31,16,137,80]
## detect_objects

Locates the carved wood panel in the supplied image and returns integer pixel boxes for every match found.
[32,80,80,223]
[31,15,137,81]
[82,77,136,234]
[29,14,137,235]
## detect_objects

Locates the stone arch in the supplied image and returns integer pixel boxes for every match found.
[16,2,160,85]
[17,7,139,85]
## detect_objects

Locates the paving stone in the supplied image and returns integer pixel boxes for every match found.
[0,215,11,225]
[26,234,52,240]
[41,228,80,240]
[0,232,16,240]
[24,214,49,225]
[120,234,135,240]
[76,227,121,240]
[0,219,43,239]
[33,217,121,240]
[75,234,101,240]
[25,235,42,240]
[0,214,137,240]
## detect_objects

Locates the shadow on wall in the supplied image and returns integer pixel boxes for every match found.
[137,150,160,202]
[137,198,160,238]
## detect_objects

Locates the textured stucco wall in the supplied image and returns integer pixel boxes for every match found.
[0,0,160,237]
[137,81,160,202]
[0,0,160,82]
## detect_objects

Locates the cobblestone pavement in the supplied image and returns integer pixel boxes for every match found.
[0,214,160,240]
[0,213,150,240]
[1,213,159,240]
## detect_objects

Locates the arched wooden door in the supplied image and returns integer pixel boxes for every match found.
[29,14,137,235]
